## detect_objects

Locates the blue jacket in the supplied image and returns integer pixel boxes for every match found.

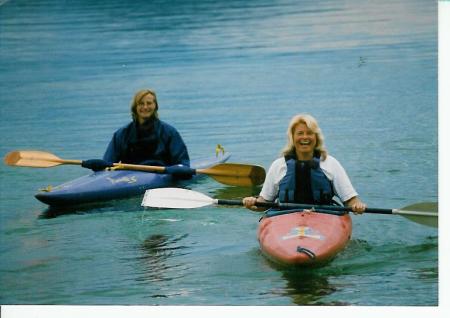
[278,155,334,205]
[103,119,190,166]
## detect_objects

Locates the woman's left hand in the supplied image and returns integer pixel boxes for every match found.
[346,196,367,214]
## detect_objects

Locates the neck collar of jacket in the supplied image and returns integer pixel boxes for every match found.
[285,150,321,169]
[135,116,158,129]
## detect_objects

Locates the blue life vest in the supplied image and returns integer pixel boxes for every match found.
[278,155,334,204]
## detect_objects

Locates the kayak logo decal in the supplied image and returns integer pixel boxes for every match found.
[106,176,138,184]
[282,226,324,240]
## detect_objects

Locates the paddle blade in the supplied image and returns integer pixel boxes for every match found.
[198,163,266,186]
[208,174,259,187]
[141,187,215,209]
[4,150,64,168]
[395,202,438,228]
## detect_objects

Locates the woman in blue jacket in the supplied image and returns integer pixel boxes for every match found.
[82,89,193,178]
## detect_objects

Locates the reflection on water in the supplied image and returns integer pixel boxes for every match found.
[40,203,114,219]
[261,254,346,305]
[281,269,348,305]
[137,233,190,286]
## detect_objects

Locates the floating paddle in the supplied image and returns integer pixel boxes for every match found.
[3,150,266,187]
[141,188,438,228]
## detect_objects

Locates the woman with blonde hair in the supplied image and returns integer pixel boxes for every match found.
[281,114,328,159]
[81,89,193,178]
[243,114,366,213]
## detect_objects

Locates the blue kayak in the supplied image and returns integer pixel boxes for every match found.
[35,153,231,206]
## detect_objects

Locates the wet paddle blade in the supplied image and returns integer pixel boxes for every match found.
[141,188,216,209]
[208,174,257,187]
[198,163,266,186]
[4,150,64,168]
[394,202,438,228]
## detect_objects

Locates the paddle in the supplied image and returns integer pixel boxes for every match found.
[3,150,266,187]
[141,188,438,228]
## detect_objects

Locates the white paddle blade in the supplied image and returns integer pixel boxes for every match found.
[141,187,215,209]
[393,210,438,228]
[394,202,438,228]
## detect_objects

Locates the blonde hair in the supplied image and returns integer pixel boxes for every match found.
[281,114,327,159]
[130,89,159,121]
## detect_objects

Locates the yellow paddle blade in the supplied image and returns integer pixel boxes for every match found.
[197,163,266,186]
[208,174,257,187]
[4,150,65,168]
[395,202,438,228]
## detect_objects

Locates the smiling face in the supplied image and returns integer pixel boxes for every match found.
[136,93,157,124]
[292,122,317,160]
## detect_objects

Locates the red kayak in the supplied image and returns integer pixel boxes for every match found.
[257,209,352,267]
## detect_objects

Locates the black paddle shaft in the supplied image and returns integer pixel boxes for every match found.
[216,199,394,215]
[216,199,277,208]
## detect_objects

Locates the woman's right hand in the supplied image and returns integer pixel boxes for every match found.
[243,196,267,211]
[81,159,113,172]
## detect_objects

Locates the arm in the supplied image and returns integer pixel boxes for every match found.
[103,128,125,163]
[169,133,190,166]
[324,156,367,214]
[82,128,123,172]
[242,158,285,211]
[161,124,193,179]
[103,137,119,163]
[162,123,190,166]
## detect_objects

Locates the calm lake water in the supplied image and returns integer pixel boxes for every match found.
[0,0,438,309]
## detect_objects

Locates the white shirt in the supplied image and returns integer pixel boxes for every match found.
[260,155,358,203]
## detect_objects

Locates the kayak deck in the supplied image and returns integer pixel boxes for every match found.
[257,210,352,267]
[35,152,231,206]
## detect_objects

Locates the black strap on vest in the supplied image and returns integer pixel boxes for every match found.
[280,151,334,205]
